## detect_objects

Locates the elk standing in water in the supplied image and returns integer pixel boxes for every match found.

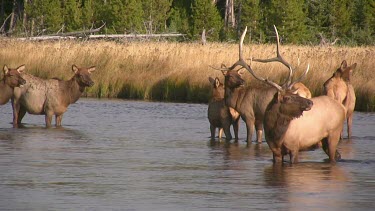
[324,60,356,138]
[207,77,240,140]
[218,26,345,163]
[0,65,26,105]
[12,65,95,127]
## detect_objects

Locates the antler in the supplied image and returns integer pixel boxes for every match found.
[210,27,283,91]
[252,25,309,89]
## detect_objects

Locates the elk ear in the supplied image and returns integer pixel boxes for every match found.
[221,70,228,76]
[350,63,357,70]
[88,66,96,74]
[3,65,9,75]
[16,65,25,73]
[208,77,215,85]
[340,60,347,70]
[214,77,220,88]
[72,65,79,74]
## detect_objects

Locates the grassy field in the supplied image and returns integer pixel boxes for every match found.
[1,39,374,112]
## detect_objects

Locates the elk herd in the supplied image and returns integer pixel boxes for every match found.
[208,26,357,164]
[0,26,357,165]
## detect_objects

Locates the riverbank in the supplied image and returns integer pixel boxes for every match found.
[1,39,374,111]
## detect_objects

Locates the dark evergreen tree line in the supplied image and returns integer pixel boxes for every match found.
[0,0,374,45]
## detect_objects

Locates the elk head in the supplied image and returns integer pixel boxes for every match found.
[209,77,225,100]
[333,60,356,82]
[213,26,313,118]
[3,65,26,88]
[72,65,95,87]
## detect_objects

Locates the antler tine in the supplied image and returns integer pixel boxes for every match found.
[237,27,283,91]
[288,64,310,89]
[252,25,293,87]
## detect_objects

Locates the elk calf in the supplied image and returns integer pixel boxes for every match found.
[324,60,357,138]
[207,77,239,140]
[0,65,26,105]
[12,65,95,127]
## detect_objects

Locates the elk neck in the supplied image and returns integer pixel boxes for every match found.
[66,76,86,104]
[264,98,294,143]
[224,85,245,111]
[0,79,14,105]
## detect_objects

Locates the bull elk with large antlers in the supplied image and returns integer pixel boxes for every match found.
[0,65,26,105]
[12,65,95,128]
[211,26,311,143]
[323,60,356,138]
[217,26,345,163]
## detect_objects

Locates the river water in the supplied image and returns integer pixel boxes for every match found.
[0,99,374,210]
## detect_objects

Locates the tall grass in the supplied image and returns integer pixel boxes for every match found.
[0,39,374,111]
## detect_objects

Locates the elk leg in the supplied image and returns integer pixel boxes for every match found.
[18,106,27,125]
[289,149,299,164]
[223,125,232,141]
[45,113,53,128]
[255,119,263,143]
[233,118,240,141]
[272,149,283,163]
[347,114,353,139]
[56,114,63,127]
[11,99,20,128]
[210,125,216,140]
[218,128,223,139]
[244,118,255,143]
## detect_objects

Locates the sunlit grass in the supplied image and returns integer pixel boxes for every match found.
[0,39,374,111]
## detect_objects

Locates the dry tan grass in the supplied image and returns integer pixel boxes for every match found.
[0,39,374,110]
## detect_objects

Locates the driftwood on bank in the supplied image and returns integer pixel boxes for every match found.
[16,23,186,41]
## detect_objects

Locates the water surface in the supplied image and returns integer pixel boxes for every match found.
[0,99,374,210]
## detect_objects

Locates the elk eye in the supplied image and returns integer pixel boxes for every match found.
[283,96,291,102]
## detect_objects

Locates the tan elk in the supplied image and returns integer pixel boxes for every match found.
[12,65,95,128]
[323,60,356,138]
[217,26,345,163]
[208,77,240,140]
[0,65,26,105]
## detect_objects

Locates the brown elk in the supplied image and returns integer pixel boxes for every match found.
[12,65,95,128]
[323,60,356,138]
[208,77,240,140]
[217,26,345,163]
[0,65,26,105]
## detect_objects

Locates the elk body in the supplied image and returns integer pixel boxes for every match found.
[0,65,26,105]
[208,77,240,140]
[12,65,95,128]
[218,26,345,163]
[221,69,276,143]
[324,60,356,138]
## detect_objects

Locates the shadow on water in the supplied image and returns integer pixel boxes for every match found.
[207,139,271,161]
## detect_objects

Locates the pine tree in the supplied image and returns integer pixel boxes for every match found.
[330,0,354,39]
[191,0,223,41]
[123,0,144,33]
[238,0,261,42]
[81,0,95,29]
[168,0,191,34]
[26,0,63,34]
[63,0,82,32]
[142,0,173,33]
